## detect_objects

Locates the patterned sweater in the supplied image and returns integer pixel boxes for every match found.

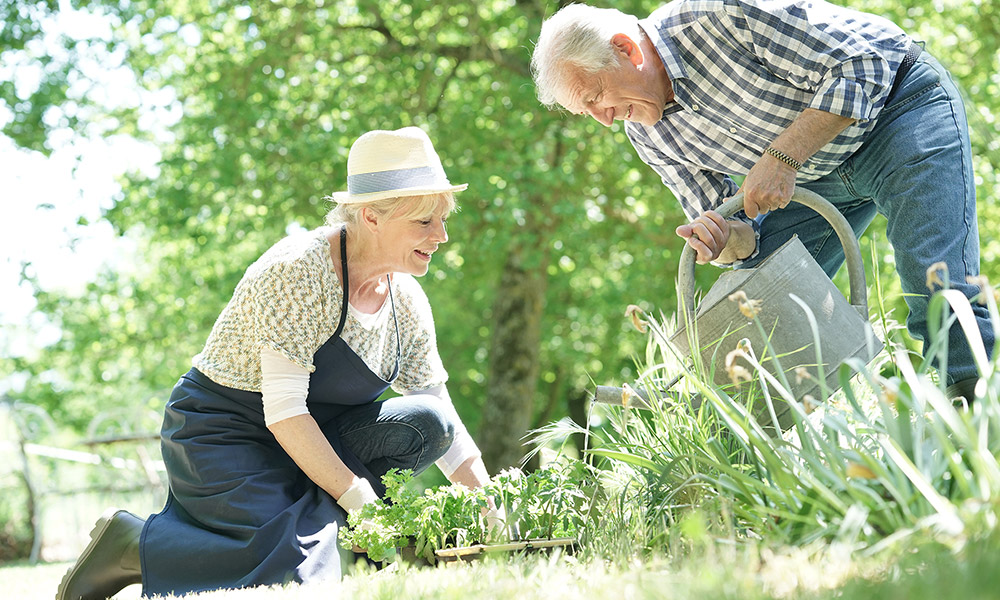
[193,227,448,394]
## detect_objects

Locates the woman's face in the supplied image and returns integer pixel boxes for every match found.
[378,198,451,277]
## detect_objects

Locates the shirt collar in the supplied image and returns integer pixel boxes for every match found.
[662,103,684,118]
[638,13,688,82]
[639,12,688,119]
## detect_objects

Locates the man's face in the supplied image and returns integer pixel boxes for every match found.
[557,51,667,128]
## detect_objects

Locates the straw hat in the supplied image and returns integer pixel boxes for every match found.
[330,127,468,203]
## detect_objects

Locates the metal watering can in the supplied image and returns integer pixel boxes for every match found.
[664,188,882,430]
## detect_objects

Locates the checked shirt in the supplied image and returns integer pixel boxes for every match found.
[626,0,913,221]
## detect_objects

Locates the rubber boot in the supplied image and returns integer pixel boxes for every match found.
[56,508,143,600]
[946,377,982,407]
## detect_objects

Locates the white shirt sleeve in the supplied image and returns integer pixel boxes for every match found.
[406,384,482,478]
[260,346,311,427]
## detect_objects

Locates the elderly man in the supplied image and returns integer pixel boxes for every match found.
[531,0,992,401]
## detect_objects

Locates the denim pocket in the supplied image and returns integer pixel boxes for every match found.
[881,81,940,117]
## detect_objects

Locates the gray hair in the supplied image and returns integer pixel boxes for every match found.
[531,4,642,108]
[325,192,457,231]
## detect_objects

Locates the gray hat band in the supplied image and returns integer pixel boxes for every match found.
[347,166,442,195]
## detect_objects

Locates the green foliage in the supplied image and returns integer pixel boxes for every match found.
[488,459,593,540]
[8,533,1000,599]
[2,0,999,468]
[339,469,432,562]
[2,0,681,448]
[0,0,64,152]
[0,465,32,562]
[339,461,593,562]
[574,274,1000,559]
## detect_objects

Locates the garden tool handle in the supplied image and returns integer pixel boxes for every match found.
[678,188,869,322]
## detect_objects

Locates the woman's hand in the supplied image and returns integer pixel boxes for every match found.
[484,500,507,541]
[336,477,380,554]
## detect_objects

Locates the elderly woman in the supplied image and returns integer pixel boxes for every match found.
[58,127,491,599]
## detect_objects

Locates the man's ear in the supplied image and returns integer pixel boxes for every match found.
[611,33,643,66]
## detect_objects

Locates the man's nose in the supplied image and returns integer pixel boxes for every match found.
[587,106,613,127]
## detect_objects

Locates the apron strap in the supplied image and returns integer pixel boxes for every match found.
[386,275,402,379]
[334,225,350,338]
[335,224,402,380]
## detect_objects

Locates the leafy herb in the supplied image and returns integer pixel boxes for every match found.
[339,461,593,562]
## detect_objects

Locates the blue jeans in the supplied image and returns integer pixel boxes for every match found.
[336,395,456,483]
[741,52,993,385]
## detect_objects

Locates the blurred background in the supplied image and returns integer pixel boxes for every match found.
[2,0,998,564]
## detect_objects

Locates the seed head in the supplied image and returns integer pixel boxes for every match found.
[846,462,878,479]
[879,381,899,407]
[622,382,642,408]
[728,290,762,318]
[725,349,752,386]
[967,275,998,305]
[926,262,949,291]
[624,304,648,333]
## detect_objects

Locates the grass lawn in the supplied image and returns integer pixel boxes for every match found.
[6,533,1000,600]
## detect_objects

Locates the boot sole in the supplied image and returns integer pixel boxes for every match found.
[55,508,127,600]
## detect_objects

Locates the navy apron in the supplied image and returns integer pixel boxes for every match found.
[140,227,401,597]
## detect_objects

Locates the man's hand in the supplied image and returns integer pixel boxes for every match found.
[741,152,797,219]
[739,107,855,218]
[675,210,730,264]
[676,211,757,265]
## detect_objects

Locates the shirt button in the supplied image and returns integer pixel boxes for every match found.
[808,163,816,170]
[692,105,700,111]
[729,127,737,133]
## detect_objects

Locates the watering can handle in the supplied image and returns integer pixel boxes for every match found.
[677,188,869,321]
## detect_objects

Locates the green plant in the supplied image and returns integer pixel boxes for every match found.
[571,273,1000,558]
[488,460,593,541]
[339,461,594,563]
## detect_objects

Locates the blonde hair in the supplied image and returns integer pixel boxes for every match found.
[531,4,642,108]
[325,192,457,230]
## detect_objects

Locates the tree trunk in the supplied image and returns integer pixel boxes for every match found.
[479,248,546,472]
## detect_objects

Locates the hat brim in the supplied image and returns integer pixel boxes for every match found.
[330,183,468,204]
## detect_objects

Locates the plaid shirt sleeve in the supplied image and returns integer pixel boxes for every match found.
[624,0,908,267]
[730,0,895,123]
[628,125,760,266]
[627,124,740,221]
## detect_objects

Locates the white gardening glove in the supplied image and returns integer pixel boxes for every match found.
[485,503,508,541]
[336,477,379,513]
[337,478,379,553]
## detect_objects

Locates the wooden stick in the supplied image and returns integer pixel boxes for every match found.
[434,537,576,558]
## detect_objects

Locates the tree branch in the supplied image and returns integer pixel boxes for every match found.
[428,58,464,115]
